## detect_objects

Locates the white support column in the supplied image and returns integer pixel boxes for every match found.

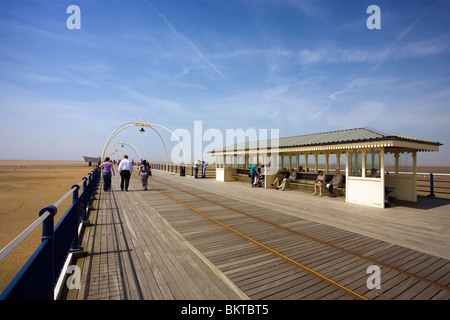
[314,154,318,173]
[380,147,385,208]
[305,154,309,173]
[362,150,366,178]
[336,153,341,171]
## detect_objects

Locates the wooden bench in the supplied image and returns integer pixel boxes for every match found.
[289,173,346,196]
[232,169,346,196]
[233,169,251,182]
[288,173,321,190]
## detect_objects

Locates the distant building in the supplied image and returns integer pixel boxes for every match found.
[83,156,101,166]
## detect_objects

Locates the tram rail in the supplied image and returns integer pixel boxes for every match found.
[143,174,450,300]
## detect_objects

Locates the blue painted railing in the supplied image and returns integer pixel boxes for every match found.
[149,162,215,178]
[0,167,100,300]
[417,173,450,198]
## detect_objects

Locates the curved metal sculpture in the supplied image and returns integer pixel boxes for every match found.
[105,142,142,162]
[101,121,187,166]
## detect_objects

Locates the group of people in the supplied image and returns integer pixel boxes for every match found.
[313,170,344,197]
[100,155,152,192]
[101,156,212,191]
[250,163,265,188]
[250,163,345,198]
[194,160,208,178]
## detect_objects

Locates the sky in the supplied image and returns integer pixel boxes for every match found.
[0,0,449,164]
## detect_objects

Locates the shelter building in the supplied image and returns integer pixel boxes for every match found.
[208,128,441,208]
[83,156,101,166]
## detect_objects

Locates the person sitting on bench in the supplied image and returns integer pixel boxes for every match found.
[271,168,289,188]
[279,168,297,190]
[326,169,344,197]
[314,171,326,197]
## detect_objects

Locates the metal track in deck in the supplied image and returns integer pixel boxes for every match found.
[141,175,450,300]
[67,171,450,300]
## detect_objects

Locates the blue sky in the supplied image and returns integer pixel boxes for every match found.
[0,0,449,164]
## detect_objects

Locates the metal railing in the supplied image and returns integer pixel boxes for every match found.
[149,162,215,178]
[150,165,449,198]
[0,167,100,300]
[417,173,450,198]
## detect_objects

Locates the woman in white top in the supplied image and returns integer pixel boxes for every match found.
[314,171,325,197]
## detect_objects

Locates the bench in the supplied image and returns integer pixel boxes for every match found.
[289,173,346,196]
[232,169,346,196]
[288,173,322,190]
[233,169,251,182]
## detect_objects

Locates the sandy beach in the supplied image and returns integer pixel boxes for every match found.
[0,161,97,292]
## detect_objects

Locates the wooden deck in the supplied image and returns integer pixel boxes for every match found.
[65,175,247,300]
[64,169,450,300]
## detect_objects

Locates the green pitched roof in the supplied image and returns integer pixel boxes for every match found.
[210,127,441,153]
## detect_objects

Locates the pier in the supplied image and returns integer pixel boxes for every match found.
[62,168,450,300]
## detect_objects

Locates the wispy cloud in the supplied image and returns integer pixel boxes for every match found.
[114,83,190,117]
[297,33,448,67]
[298,46,392,66]
[146,2,227,81]
[212,48,292,60]
[329,83,355,101]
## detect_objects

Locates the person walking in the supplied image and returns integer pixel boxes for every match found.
[138,159,152,190]
[250,162,260,187]
[194,160,201,178]
[118,154,133,191]
[100,157,115,191]
[201,161,208,178]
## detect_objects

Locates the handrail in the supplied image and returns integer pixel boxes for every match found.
[0,168,100,300]
[149,162,216,179]
[0,211,50,262]
[0,181,83,263]
[53,181,83,207]
[417,172,450,197]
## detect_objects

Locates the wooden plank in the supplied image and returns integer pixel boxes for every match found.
[147,173,450,300]
[126,182,250,299]
[69,170,450,300]
[67,178,248,300]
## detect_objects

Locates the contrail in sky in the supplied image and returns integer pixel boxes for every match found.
[145,1,227,81]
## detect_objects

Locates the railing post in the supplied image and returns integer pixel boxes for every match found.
[39,205,57,299]
[70,185,82,253]
[82,176,88,191]
[72,184,80,203]
[40,205,57,242]
[427,173,435,198]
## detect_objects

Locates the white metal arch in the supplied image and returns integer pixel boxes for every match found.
[107,148,126,159]
[101,121,187,166]
[105,142,142,162]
